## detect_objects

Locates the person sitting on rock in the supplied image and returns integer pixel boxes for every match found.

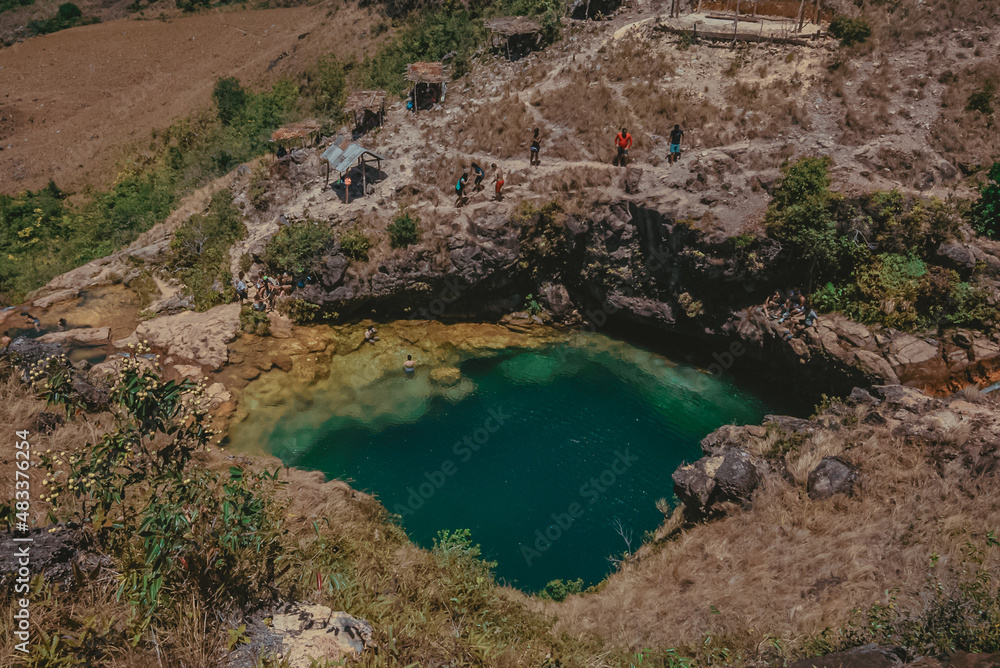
[785,305,819,340]
[252,299,267,312]
[364,326,379,344]
[234,272,249,302]
[761,290,783,318]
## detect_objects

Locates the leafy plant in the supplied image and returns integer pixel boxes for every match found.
[212,77,249,126]
[970,160,1000,238]
[538,578,584,602]
[340,228,371,262]
[169,190,246,311]
[828,15,872,47]
[262,220,336,275]
[388,210,421,249]
[240,304,271,336]
[965,79,996,115]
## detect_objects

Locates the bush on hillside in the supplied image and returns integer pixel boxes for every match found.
[262,220,337,276]
[965,80,996,115]
[828,15,872,47]
[388,210,421,248]
[0,0,34,14]
[27,2,95,36]
[303,54,347,116]
[170,190,246,311]
[340,228,372,262]
[765,156,852,282]
[970,161,1000,238]
[212,77,249,126]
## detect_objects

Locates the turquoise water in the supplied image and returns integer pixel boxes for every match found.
[243,339,777,592]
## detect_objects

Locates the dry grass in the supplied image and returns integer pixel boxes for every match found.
[931,59,1000,171]
[551,396,1000,664]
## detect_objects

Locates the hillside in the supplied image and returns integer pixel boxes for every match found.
[2,0,1000,666]
[0,2,382,194]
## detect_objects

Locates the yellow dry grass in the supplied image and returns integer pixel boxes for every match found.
[551,396,1000,663]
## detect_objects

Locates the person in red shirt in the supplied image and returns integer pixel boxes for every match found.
[615,128,633,166]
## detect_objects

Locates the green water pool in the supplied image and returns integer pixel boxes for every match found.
[231,335,782,592]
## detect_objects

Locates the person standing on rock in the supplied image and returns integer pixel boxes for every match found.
[669,124,684,164]
[471,162,486,192]
[615,127,632,166]
[530,128,541,167]
[492,163,505,201]
[455,172,469,207]
[234,272,249,302]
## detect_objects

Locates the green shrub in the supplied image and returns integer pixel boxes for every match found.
[27,2,95,35]
[281,298,322,324]
[340,228,372,262]
[765,156,853,282]
[212,77,248,126]
[970,160,1000,238]
[0,0,34,14]
[262,220,336,275]
[538,578,584,602]
[303,54,347,115]
[388,210,421,248]
[170,190,246,311]
[828,15,872,47]
[239,304,271,336]
[965,80,996,115]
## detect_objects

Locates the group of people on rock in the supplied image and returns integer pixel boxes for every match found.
[762,288,819,341]
[235,271,296,313]
[453,124,685,207]
[455,161,505,207]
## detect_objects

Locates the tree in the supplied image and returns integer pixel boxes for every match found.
[212,77,247,126]
[970,161,1000,239]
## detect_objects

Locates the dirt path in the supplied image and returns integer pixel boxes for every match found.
[0,2,381,195]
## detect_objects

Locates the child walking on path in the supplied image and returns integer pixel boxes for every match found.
[492,163,505,201]
[529,128,541,166]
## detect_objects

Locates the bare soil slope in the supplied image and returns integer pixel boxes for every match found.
[0,2,379,194]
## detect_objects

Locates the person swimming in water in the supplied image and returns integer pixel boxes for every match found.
[403,354,416,376]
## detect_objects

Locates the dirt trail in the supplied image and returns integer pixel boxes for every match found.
[0,2,381,195]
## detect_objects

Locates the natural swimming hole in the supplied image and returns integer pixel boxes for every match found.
[229,332,781,592]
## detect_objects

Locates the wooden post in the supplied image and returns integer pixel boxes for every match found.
[361,155,367,194]
[796,0,806,31]
[325,161,330,185]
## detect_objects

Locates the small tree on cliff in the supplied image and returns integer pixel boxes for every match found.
[765,156,854,288]
[970,160,1000,239]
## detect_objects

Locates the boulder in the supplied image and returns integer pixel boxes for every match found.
[205,382,232,409]
[807,456,860,500]
[848,387,878,404]
[885,334,939,368]
[115,303,241,370]
[538,282,576,320]
[32,288,80,309]
[269,603,374,668]
[672,448,761,518]
[871,385,934,412]
[32,411,65,434]
[71,378,111,410]
[430,366,462,387]
[172,364,203,379]
[788,644,905,668]
[38,327,110,345]
[7,337,65,370]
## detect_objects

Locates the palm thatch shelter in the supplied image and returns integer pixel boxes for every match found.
[406,62,450,112]
[484,16,543,60]
[345,90,387,133]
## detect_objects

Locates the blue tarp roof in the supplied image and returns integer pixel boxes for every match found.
[321,136,386,175]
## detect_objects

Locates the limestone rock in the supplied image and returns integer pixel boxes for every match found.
[672,448,760,518]
[886,334,939,368]
[205,382,232,408]
[269,603,374,668]
[38,327,110,345]
[172,364,203,379]
[807,456,860,500]
[115,303,240,370]
[872,385,934,412]
[32,288,80,309]
[430,366,462,387]
[788,644,905,668]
